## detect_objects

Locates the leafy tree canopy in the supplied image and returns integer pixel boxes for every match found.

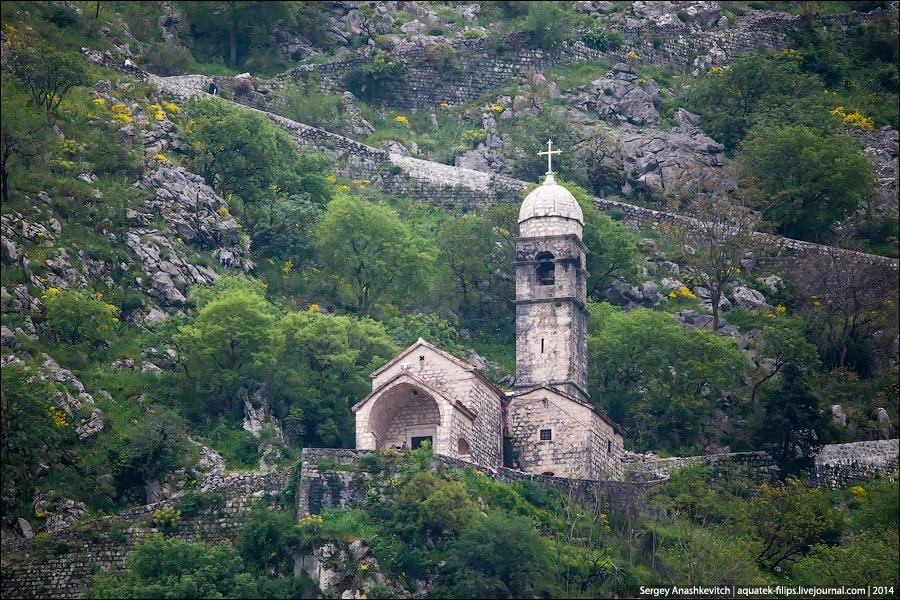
[736,124,874,241]
[182,99,332,208]
[313,193,435,315]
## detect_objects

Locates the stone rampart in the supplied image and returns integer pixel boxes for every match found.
[277,10,890,110]
[1,468,295,599]
[622,438,899,489]
[299,447,679,519]
[594,198,900,271]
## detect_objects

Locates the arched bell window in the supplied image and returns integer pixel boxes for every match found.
[535,252,555,285]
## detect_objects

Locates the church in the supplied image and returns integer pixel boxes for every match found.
[353,144,624,481]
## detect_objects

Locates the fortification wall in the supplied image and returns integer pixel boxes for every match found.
[277,10,888,110]
[622,438,899,489]
[297,448,656,520]
[1,469,294,599]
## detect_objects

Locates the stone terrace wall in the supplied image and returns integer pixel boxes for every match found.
[622,438,899,490]
[1,469,295,600]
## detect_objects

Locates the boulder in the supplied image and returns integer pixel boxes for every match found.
[831,405,847,428]
[876,407,891,440]
[1,325,19,349]
[731,286,771,310]
[572,65,661,126]
[694,286,732,312]
[18,517,33,540]
[756,275,784,294]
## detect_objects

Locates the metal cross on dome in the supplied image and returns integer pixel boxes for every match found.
[538,139,562,174]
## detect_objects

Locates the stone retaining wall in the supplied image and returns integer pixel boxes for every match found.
[0,469,295,599]
[622,438,899,489]
[297,447,657,520]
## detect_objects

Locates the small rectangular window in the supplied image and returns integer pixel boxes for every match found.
[540,429,552,441]
[607,439,612,454]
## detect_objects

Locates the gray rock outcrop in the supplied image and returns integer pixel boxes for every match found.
[731,286,771,310]
[570,63,661,126]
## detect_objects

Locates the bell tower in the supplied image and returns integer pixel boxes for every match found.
[513,141,590,403]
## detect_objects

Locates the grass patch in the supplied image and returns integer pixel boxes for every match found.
[545,59,613,92]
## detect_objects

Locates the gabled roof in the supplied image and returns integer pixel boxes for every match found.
[510,384,622,434]
[369,337,507,401]
[352,369,477,421]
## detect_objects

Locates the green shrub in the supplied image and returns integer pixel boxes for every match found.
[424,43,456,70]
[44,288,119,348]
[605,29,624,50]
[144,43,192,76]
[463,28,486,40]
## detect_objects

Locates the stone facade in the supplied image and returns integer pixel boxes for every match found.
[513,234,590,399]
[353,339,505,466]
[506,387,622,480]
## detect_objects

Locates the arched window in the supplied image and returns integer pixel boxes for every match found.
[535,252,555,285]
[457,438,471,459]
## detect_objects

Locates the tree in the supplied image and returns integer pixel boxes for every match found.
[344,49,408,104]
[1,364,64,516]
[521,1,571,50]
[666,177,762,332]
[0,85,45,203]
[87,532,312,599]
[183,100,332,207]
[753,361,824,478]
[788,248,899,374]
[588,303,748,452]
[44,289,120,348]
[750,478,839,573]
[271,309,397,447]
[435,214,497,315]
[6,39,87,123]
[173,288,284,414]
[748,321,822,406]
[435,509,557,599]
[794,525,899,587]
[736,124,874,241]
[685,50,828,152]
[313,194,435,315]
[243,193,321,261]
[562,181,640,297]
[177,2,300,67]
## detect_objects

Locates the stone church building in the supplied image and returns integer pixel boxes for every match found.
[354,156,624,480]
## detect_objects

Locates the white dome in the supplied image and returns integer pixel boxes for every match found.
[518,173,584,237]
